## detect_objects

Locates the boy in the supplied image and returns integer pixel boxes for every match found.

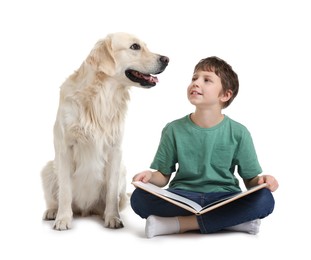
[131,56,278,238]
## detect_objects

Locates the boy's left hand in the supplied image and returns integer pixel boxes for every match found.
[258,175,279,192]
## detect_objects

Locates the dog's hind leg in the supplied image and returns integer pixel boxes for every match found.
[41,161,59,220]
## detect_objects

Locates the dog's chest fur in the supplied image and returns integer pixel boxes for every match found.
[58,75,130,210]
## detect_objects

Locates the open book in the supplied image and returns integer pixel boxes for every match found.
[132,181,267,215]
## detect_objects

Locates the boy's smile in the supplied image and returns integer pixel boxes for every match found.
[190,89,203,96]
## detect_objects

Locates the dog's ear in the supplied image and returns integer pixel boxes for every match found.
[86,36,116,76]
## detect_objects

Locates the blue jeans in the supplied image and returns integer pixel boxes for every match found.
[130,187,275,234]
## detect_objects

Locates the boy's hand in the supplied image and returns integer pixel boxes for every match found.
[258,175,279,192]
[132,170,153,183]
[132,170,170,187]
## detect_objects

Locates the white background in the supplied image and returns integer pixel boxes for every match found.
[0,0,310,259]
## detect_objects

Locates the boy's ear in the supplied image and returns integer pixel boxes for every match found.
[220,90,233,102]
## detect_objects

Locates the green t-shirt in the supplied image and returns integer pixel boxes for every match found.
[150,114,262,193]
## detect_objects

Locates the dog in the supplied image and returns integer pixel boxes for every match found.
[41,32,169,230]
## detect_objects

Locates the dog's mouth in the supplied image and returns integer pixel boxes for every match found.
[125,70,159,88]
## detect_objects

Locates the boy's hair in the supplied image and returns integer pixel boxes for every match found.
[194,56,239,108]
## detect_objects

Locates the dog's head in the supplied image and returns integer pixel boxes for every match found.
[86,32,169,88]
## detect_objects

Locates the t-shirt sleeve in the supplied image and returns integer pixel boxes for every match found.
[234,128,262,179]
[150,124,177,175]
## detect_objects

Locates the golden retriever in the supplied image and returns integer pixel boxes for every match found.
[41,32,169,230]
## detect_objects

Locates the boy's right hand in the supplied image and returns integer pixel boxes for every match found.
[132,170,153,183]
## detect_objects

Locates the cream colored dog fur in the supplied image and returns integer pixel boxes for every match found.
[41,32,169,230]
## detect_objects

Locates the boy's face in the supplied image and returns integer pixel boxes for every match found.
[187,70,226,109]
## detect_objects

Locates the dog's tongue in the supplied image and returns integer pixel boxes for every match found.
[144,74,158,83]
[132,71,159,83]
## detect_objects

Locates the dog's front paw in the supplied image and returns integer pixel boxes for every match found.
[53,217,72,231]
[42,209,57,220]
[104,215,124,229]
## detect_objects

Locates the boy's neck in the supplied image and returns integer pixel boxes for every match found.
[190,109,224,128]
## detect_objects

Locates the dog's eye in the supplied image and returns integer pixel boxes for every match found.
[130,43,141,50]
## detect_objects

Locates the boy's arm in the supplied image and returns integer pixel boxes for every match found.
[149,171,171,187]
[243,176,260,189]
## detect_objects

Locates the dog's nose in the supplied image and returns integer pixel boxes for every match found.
[160,55,169,65]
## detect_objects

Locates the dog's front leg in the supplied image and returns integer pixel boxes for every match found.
[104,147,124,229]
[53,150,73,230]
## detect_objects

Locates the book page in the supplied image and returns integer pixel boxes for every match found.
[132,181,203,212]
[199,183,268,214]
